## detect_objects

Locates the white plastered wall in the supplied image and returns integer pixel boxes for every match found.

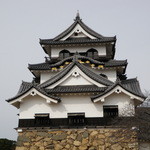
[104,93,135,116]
[51,45,106,58]
[19,95,103,119]
[60,24,97,40]
[46,66,105,88]
[87,66,117,82]
[60,74,94,86]
[40,67,116,84]
[19,92,135,119]
[40,72,56,84]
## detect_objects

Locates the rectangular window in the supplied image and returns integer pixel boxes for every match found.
[103,105,118,117]
[34,113,50,126]
[68,113,85,126]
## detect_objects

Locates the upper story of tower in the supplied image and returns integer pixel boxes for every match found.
[40,13,116,62]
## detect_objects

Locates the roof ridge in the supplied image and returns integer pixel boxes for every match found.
[44,16,115,41]
[29,56,127,71]
[39,60,113,89]
[53,21,77,41]
[6,81,61,103]
[91,79,145,101]
[121,78,138,83]
[76,62,113,86]
[39,62,75,88]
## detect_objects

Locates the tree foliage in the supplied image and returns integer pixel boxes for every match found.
[0,138,16,150]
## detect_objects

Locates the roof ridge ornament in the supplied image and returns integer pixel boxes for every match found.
[74,10,82,21]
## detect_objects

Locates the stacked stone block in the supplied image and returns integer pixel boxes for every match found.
[16,128,138,150]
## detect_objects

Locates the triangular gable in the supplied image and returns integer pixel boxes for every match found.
[60,73,94,86]
[46,65,106,89]
[60,24,97,41]
[8,88,59,108]
[92,85,144,103]
[39,61,113,89]
[52,14,112,42]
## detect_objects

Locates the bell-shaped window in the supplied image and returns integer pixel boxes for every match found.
[59,50,70,59]
[87,49,98,59]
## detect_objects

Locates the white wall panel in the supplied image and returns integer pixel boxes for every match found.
[19,93,135,119]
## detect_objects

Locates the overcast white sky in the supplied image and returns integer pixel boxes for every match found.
[0,0,150,140]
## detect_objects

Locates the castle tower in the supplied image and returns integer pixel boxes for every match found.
[7,14,145,150]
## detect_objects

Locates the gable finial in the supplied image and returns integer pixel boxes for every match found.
[74,10,81,21]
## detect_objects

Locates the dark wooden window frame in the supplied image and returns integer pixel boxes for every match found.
[34,113,50,126]
[59,50,70,59]
[103,105,118,117]
[87,49,98,59]
[68,113,85,126]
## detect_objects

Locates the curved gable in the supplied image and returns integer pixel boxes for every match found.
[92,84,145,103]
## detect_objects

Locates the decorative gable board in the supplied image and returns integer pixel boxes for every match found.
[46,65,106,89]
[93,85,144,103]
[60,24,97,41]
[9,88,58,108]
[59,72,94,86]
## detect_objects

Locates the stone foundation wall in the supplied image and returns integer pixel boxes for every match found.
[16,128,138,150]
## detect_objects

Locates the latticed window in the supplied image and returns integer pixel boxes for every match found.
[34,113,50,126]
[68,113,85,126]
[103,105,118,117]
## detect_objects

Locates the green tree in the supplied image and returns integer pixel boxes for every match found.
[0,138,16,150]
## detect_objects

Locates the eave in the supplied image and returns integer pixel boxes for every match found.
[91,80,145,103]
[6,82,61,108]
[7,88,60,108]
[39,61,113,89]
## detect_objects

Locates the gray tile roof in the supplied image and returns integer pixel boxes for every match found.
[40,15,116,45]
[105,59,128,67]
[39,62,75,88]
[46,85,107,93]
[76,62,113,86]
[121,78,145,97]
[28,62,51,70]
[28,54,127,70]
[39,60,113,88]
[54,16,116,41]
[40,38,116,45]
[7,79,145,105]
[6,81,61,103]
[91,78,145,101]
